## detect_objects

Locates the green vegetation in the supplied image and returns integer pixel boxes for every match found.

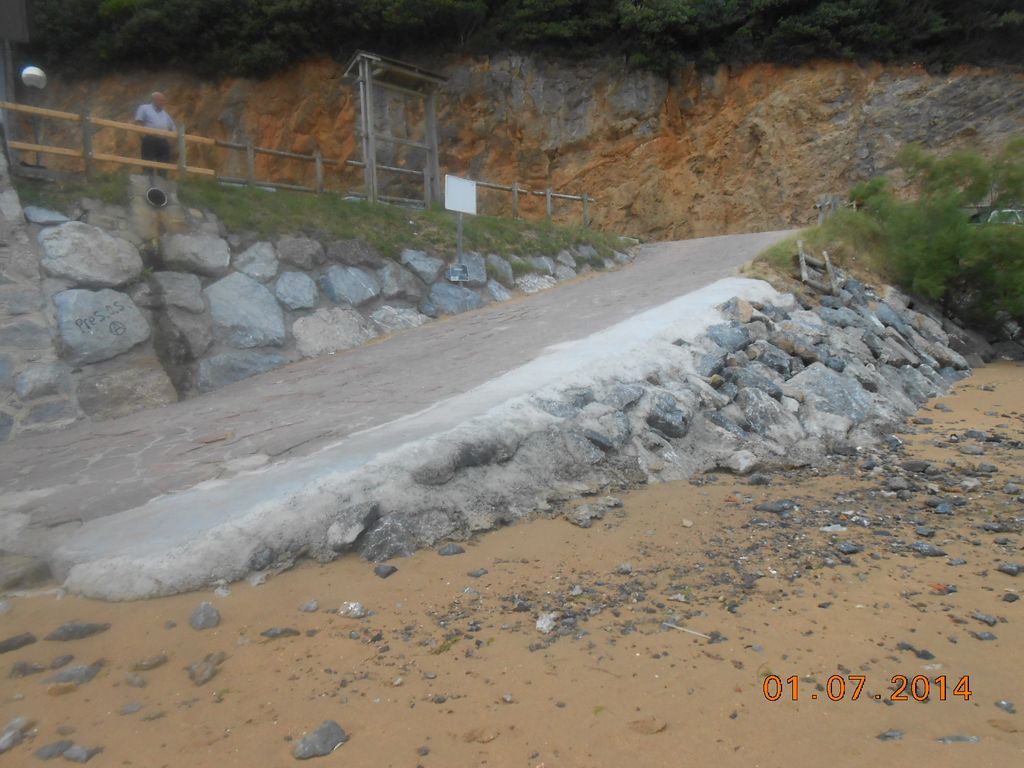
[13,171,622,261]
[759,139,1024,332]
[27,1,1024,78]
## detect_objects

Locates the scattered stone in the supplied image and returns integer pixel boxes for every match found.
[62,744,103,762]
[997,563,1022,577]
[936,735,979,744]
[754,499,798,514]
[896,642,935,660]
[131,654,168,672]
[970,631,997,641]
[45,661,103,685]
[10,661,45,678]
[300,600,319,613]
[44,623,110,642]
[338,602,367,619]
[995,700,1016,714]
[972,611,998,627]
[835,542,863,555]
[0,633,36,654]
[260,628,300,639]
[373,565,398,579]
[536,612,559,634]
[292,720,349,759]
[186,652,226,686]
[119,702,143,715]
[125,674,146,688]
[909,542,947,557]
[190,602,221,631]
[438,543,465,557]
[467,569,488,578]
[877,729,904,742]
[33,740,73,760]
[1002,594,1019,603]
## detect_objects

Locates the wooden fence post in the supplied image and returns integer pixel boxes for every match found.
[512,182,520,220]
[582,193,590,228]
[177,124,187,178]
[545,187,552,220]
[81,111,93,174]
[245,140,255,186]
[314,150,324,194]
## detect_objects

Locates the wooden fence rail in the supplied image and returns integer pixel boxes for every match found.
[0,99,596,225]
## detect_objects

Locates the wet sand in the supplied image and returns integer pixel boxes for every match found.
[2,363,1022,767]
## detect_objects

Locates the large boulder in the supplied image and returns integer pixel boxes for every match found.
[485,254,514,288]
[161,233,231,277]
[486,280,512,302]
[276,236,324,270]
[204,272,285,348]
[274,271,318,310]
[38,222,143,288]
[196,350,288,393]
[234,241,278,282]
[75,353,177,419]
[327,239,384,268]
[461,252,488,287]
[787,362,873,423]
[429,282,484,315]
[515,274,557,294]
[319,265,381,307]
[292,308,378,357]
[370,305,429,333]
[377,261,424,302]
[400,249,444,284]
[151,271,205,313]
[155,307,213,363]
[54,289,151,365]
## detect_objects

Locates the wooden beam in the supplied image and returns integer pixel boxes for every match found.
[8,140,83,158]
[0,100,78,122]
[90,152,215,176]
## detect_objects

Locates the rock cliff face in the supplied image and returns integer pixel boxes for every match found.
[25,56,1024,237]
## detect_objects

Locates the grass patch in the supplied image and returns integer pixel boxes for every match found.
[13,171,130,209]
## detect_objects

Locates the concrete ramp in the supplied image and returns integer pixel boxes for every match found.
[0,231,794,598]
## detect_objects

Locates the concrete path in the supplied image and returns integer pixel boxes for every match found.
[0,230,792,558]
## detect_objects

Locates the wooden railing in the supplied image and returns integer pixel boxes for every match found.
[0,99,596,224]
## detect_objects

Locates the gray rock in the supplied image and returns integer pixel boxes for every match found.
[909,542,947,557]
[44,622,110,641]
[603,383,645,410]
[376,261,424,302]
[735,388,803,442]
[400,249,444,283]
[162,233,231,277]
[10,661,46,677]
[554,265,577,281]
[22,399,78,428]
[877,730,904,742]
[156,306,213,363]
[646,392,689,438]
[723,365,784,400]
[152,272,205,313]
[0,632,36,654]
[746,340,793,376]
[61,744,103,763]
[319,265,381,307]
[54,289,150,365]
[528,256,556,275]
[706,322,751,352]
[0,355,14,395]
[555,249,576,268]
[277,237,324,270]
[0,285,43,315]
[515,274,557,294]
[374,564,398,579]
[787,363,873,422]
[187,652,226,685]
[38,222,143,288]
[23,205,69,225]
[370,305,428,333]
[485,254,514,287]
[438,543,465,556]
[234,241,279,282]
[0,413,13,442]
[429,282,484,315]
[293,308,378,357]
[189,601,221,630]
[274,271,318,310]
[485,279,512,302]
[260,627,300,638]
[326,239,383,268]
[461,252,488,287]
[46,661,103,685]
[33,739,73,759]
[292,720,349,759]
[0,717,31,754]
[204,272,286,348]
[14,363,68,401]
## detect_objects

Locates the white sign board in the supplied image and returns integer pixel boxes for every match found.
[445,174,477,216]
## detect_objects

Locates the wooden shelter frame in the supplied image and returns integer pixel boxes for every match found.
[343,51,445,207]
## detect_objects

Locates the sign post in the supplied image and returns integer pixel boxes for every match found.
[444,174,477,282]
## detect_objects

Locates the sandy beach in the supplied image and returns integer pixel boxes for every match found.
[2,362,1022,767]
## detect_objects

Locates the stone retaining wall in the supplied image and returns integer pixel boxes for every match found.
[0,164,627,443]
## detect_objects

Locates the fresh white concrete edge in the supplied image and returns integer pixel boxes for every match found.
[56,277,781,599]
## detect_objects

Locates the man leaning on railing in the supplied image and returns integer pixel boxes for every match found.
[133,91,175,174]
